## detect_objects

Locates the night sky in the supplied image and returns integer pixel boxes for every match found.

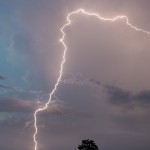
[0,0,150,150]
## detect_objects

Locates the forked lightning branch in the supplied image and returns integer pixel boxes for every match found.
[33,8,150,150]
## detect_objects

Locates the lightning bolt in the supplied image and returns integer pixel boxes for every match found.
[33,8,150,150]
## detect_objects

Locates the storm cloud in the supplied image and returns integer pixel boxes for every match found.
[0,75,6,80]
[0,97,35,113]
[1,0,150,150]
[0,84,17,91]
[105,84,150,107]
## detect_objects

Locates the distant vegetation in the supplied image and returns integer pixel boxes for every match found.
[78,139,99,150]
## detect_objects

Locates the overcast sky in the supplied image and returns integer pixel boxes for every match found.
[0,0,150,150]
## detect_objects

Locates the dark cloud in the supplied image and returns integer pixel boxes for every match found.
[0,75,6,80]
[62,75,150,109]
[61,74,101,87]
[134,90,150,104]
[0,97,35,113]
[89,78,101,86]
[105,85,150,107]
[104,85,131,105]
[0,97,73,116]
[0,84,17,91]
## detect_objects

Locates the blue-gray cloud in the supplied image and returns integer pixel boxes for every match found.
[0,75,6,80]
[0,84,17,91]
[105,85,150,107]
[0,97,35,113]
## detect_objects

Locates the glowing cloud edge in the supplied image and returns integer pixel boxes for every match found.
[33,8,150,150]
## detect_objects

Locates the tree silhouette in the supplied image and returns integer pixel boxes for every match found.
[78,139,99,150]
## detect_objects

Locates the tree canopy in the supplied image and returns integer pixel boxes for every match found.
[78,139,99,150]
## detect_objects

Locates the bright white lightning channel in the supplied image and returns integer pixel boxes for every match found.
[33,8,150,150]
